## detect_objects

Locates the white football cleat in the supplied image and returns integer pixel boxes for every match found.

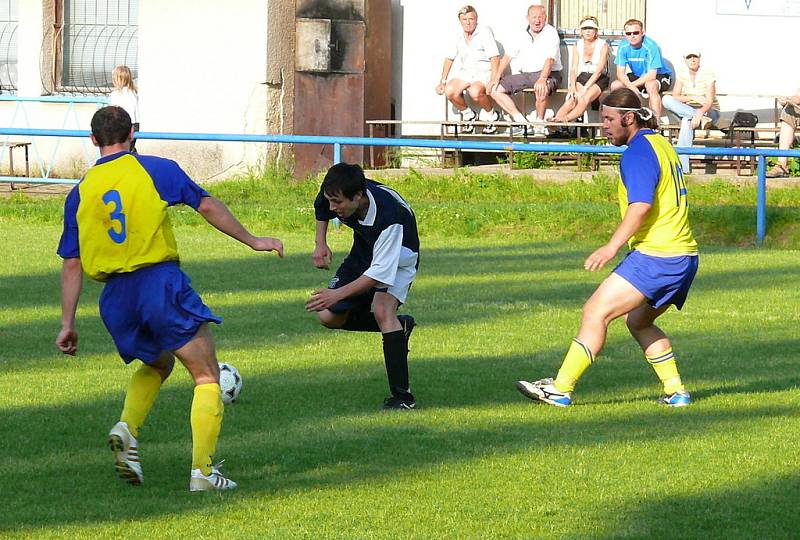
[189,461,238,492]
[515,378,572,407]
[108,421,143,485]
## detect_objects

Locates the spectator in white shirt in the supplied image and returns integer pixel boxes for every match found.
[109,66,140,152]
[436,5,502,134]
[488,4,562,137]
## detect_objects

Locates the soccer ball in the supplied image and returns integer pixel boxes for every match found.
[218,362,242,404]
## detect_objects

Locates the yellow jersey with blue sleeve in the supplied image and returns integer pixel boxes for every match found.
[618,130,698,256]
[57,151,209,281]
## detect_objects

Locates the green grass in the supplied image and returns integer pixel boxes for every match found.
[2,172,800,538]
[5,169,800,247]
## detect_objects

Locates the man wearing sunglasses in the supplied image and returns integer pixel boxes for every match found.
[610,18,671,121]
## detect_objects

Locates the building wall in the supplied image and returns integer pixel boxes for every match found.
[137,0,272,178]
[1,0,276,180]
[395,0,793,135]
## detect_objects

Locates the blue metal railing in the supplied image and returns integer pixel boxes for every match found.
[0,127,798,246]
[0,96,108,181]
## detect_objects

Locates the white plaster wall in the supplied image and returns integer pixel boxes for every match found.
[396,0,796,135]
[0,0,272,181]
[138,0,270,179]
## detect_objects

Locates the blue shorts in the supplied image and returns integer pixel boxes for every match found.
[613,250,698,310]
[99,261,221,364]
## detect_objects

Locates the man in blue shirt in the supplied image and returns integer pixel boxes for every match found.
[609,18,671,120]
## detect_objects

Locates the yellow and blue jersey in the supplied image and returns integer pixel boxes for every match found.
[57,151,209,281]
[618,130,698,255]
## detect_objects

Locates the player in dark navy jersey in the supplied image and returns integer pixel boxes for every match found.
[306,163,420,410]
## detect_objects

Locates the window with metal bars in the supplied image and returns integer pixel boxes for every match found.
[54,0,138,93]
[555,0,646,38]
[0,0,18,92]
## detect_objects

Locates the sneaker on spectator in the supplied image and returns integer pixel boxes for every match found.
[482,110,502,134]
[510,124,528,137]
[532,123,549,138]
[459,108,477,134]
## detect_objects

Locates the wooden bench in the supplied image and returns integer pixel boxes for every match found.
[1,141,32,189]
[660,124,782,175]
[365,118,607,169]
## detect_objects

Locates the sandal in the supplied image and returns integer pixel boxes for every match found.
[765,164,789,178]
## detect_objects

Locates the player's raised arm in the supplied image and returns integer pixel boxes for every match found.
[56,257,83,355]
[196,195,284,257]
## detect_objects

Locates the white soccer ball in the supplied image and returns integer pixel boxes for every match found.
[218,362,243,404]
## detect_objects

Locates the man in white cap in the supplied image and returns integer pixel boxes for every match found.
[662,48,720,173]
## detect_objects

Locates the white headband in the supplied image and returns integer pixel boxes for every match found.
[605,105,655,121]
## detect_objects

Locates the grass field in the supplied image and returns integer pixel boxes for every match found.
[2,171,800,538]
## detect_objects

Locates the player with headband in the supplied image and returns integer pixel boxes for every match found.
[516,87,698,408]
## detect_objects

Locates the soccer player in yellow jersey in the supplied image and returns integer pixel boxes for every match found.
[55,106,284,490]
[516,87,698,407]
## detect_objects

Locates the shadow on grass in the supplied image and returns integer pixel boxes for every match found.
[615,472,800,537]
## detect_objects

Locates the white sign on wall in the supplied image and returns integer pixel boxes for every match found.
[716,0,800,16]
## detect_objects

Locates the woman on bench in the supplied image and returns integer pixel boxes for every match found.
[550,16,609,124]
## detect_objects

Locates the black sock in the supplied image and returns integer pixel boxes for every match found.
[382,330,413,398]
[341,307,380,332]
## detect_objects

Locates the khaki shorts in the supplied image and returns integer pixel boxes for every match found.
[780,103,799,130]
[452,68,492,87]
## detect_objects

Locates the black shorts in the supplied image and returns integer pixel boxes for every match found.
[576,71,609,90]
[326,260,387,314]
[626,72,672,96]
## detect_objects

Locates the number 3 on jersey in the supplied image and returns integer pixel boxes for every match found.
[103,189,127,243]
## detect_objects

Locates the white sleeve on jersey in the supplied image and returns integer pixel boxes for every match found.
[364,223,403,286]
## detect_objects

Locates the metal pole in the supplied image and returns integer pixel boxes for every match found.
[333,142,342,164]
[756,155,767,246]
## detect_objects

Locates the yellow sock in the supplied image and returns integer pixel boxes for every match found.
[646,348,685,395]
[191,383,224,475]
[120,364,162,438]
[554,338,595,393]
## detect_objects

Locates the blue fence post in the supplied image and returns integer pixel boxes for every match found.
[756,155,767,246]
[333,142,342,164]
